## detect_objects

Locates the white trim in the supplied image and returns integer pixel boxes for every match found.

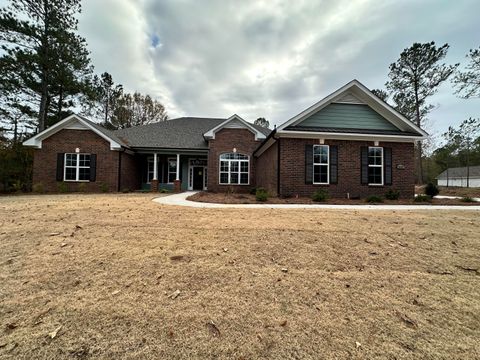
[22,114,123,151]
[276,80,428,138]
[218,152,250,185]
[275,130,422,142]
[368,146,384,186]
[312,145,329,185]
[203,114,266,141]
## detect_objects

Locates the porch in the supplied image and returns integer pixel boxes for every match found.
[137,150,208,192]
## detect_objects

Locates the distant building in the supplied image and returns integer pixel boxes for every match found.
[436,165,480,188]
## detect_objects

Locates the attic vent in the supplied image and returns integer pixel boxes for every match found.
[335,93,364,104]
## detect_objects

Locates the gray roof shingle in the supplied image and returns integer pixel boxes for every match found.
[113,117,271,149]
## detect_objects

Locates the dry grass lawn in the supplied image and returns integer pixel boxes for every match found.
[0,194,479,359]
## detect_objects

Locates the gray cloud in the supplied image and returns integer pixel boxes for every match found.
[78,0,480,134]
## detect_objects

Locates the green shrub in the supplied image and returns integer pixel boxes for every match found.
[311,189,329,202]
[121,188,130,193]
[57,182,68,193]
[255,187,268,202]
[159,188,170,193]
[461,196,475,203]
[366,195,383,203]
[425,183,439,197]
[414,194,431,202]
[249,187,257,195]
[12,180,23,192]
[99,182,109,193]
[32,183,44,194]
[385,189,400,200]
[78,183,87,193]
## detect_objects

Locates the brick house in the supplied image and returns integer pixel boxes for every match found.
[23,80,427,198]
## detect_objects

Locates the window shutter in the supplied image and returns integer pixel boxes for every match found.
[329,145,338,184]
[305,144,313,184]
[89,154,97,182]
[361,147,368,185]
[384,147,392,185]
[56,153,64,181]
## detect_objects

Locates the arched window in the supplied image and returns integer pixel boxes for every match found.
[219,153,249,185]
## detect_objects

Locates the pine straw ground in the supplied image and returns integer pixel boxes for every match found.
[0,194,479,360]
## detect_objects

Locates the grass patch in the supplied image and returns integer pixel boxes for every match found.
[0,194,479,358]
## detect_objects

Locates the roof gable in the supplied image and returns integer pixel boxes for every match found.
[23,114,125,150]
[203,114,267,140]
[277,80,428,139]
[296,103,400,131]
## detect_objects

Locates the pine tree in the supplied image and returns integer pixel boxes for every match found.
[453,46,480,98]
[386,42,458,183]
[0,0,93,132]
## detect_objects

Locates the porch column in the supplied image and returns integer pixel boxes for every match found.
[176,153,180,180]
[151,152,159,192]
[153,153,158,180]
[174,153,181,192]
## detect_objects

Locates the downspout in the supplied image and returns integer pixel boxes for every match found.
[277,136,281,196]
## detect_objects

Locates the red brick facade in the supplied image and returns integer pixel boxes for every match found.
[207,128,262,193]
[274,138,415,199]
[255,141,278,196]
[32,129,137,192]
[30,127,415,198]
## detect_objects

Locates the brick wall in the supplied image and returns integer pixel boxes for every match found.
[255,141,278,196]
[33,129,122,192]
[120,152,140,191]
[207,128,262,193]
[279,138,415,199]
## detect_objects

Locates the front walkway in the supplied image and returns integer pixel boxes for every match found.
[153,191,480,210]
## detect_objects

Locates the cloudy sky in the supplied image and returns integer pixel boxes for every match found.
[78,0,479,137]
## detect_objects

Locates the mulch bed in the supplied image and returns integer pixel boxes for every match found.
[187,191,479,206]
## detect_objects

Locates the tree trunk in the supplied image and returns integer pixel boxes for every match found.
[57,85,64,123]
[413,80,423,184]
[38,0,50,132]
[38,83,48,132]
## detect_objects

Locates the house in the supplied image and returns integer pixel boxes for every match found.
[23,80,427,198]
[436,165,480,188]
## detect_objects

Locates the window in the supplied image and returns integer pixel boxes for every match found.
[146,157,155,184]
[219,153,249,185]
[168,158,177,183]
[313,145,329,184]
[368,147,383,185]
[64,153,90,181]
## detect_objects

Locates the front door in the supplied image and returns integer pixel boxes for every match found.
[193,167,204,190]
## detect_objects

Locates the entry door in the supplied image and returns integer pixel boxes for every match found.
[192,167,204,190]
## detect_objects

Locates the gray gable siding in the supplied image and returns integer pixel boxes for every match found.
[297,103,400,131]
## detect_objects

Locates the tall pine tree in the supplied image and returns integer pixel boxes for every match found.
[386,42,458,183]
[0,0,93,132]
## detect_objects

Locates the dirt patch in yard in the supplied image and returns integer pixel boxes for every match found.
[0,194,479,359]
[188,191,479,205]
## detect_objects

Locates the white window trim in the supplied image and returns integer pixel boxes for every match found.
[368,146,384,186]
[64,153,90,182]
[312,145,329,185]
[218,153,250,185]
[167,157,177,184]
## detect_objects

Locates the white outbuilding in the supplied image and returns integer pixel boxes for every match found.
[436,165,480,188]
